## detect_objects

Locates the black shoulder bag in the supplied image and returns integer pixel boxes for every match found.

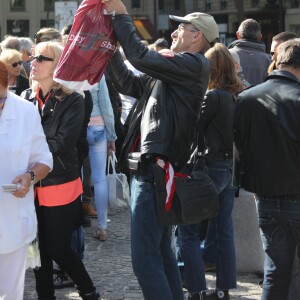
[154,91,219,226]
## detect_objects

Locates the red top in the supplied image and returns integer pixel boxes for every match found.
[36,177,83,207]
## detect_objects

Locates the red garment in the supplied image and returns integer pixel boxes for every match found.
[36,177,82,207]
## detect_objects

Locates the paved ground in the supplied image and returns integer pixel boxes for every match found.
[24,207,263,300]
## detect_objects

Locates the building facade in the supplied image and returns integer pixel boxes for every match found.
[1,0,300,51]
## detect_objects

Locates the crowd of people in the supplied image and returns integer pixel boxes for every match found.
[0,0,300,299]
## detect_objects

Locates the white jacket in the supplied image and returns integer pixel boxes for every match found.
[0,92,53,254]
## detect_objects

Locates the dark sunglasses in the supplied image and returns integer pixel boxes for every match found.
[32,55,54,63]
[9,61,23,68]
[270,51,275,56]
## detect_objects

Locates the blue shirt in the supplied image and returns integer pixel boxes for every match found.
[90,75,117,142]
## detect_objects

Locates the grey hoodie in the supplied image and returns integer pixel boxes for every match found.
[228,39,271,85]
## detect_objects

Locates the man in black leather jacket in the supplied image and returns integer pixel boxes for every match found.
[234,39,300,300]
[102,1,219,299]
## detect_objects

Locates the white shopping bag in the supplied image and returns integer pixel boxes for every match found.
[107,152,130,209]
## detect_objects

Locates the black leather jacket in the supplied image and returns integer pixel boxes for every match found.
[29,90,84,187]
[107,14,210,171]
[200,89,235,161]
[234,70,300,196]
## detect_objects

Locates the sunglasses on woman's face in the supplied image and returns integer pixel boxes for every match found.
[9,61,23,68]
[32,55,54,63]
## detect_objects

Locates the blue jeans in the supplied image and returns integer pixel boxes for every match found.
[179,160,236,293]
[130,164,184,300]
[71,226,84,260]
[256,195,300,300]
[87,125,108,230]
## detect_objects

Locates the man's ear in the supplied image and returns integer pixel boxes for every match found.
[236,31,241,39]
[258,33,262,41]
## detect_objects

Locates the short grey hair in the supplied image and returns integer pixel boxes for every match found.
[1,35,21,51]
[19,37,34,54]
[237,19,261,41]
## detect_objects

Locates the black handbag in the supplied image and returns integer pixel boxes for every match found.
[154,159,219,226]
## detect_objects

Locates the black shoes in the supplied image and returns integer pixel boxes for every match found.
[200,289,230,300]
[79,290,101,300]
[53,270,74,289]
[83,215,92,227]
[188,293,201,300]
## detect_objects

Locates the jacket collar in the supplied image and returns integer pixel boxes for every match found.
[266,70,300,84]
[228,39,266,52]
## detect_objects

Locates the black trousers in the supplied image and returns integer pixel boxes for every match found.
[34,197,94,299]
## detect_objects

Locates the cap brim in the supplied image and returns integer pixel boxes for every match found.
[169,15,191,25]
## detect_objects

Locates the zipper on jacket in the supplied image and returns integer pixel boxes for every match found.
[57,155,66,170]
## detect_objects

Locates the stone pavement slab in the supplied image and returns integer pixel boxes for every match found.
[24,207,263,300]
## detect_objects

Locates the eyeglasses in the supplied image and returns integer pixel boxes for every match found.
[31,55,54,63]
[270,51,275,56]
[178,24,199,32]
[8,61,23,68]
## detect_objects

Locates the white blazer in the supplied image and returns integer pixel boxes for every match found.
[0,92,53,254]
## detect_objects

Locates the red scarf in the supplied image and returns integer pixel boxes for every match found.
[35,86,53,110]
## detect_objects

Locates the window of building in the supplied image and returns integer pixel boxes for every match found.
[220,0,227,10]
[44,0,55,11]
[132,0,141,9]
[290,24,300,35]
[251,0,260,7]
[205,0,211,11]
[292,0,300,8]
[10,0,25,12]
[158,0,180,14]
[7,20,29,36]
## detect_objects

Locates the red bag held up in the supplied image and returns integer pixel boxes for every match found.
[54,0,117,90]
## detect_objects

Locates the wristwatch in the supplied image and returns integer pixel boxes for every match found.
[26,170,36,185]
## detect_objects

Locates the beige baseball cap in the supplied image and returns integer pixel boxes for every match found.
[169,12,219,43]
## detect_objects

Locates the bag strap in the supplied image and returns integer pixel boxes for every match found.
[107,151,117,175]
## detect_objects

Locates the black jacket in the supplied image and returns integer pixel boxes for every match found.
[24,89,85,186]
[200,89,235,161]
[234,70,300,196]
[107,14,210,171]
[13,74,29,96]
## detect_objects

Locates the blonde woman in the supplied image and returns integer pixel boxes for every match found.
[0,49,29,95]
[29,41,100,300]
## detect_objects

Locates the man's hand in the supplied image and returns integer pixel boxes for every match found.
[12,173,31,198]
[101,0,128,15]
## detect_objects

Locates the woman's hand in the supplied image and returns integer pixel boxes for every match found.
[107,141,116,156]
[101,0,128,15]
[11,173,31,198]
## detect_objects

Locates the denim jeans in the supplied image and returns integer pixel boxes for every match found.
[256,195,300,300]
[130,164,184,300]
[87,125,108,230]
[71,226,84,260]
[179,160,237,293]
